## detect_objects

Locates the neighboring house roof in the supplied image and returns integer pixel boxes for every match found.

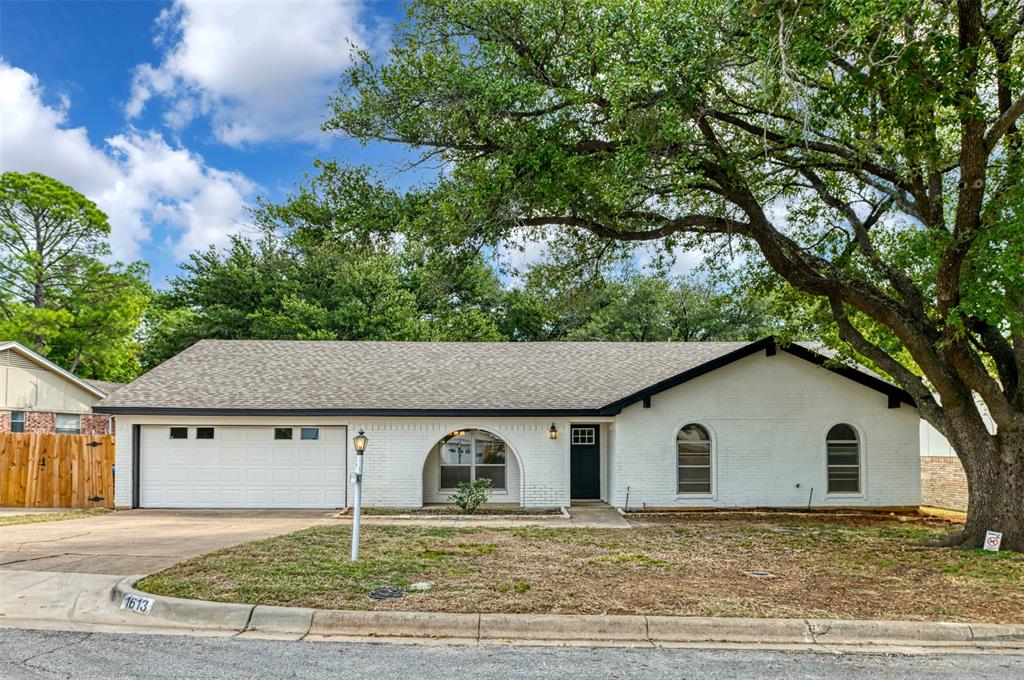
[0,341,108,399]
[88,380,126,395]
[94,337,914,416]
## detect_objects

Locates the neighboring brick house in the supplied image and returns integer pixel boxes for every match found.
[0,341,123,436]
[96,337,922,510]
[918,406,994,512]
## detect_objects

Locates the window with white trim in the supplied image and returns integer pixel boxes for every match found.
[571,427,596,445]
[676,424,712,494]
[826,424,861,493]
[11,411,25,433]
[55,414,81,434]
[439,429,507,490]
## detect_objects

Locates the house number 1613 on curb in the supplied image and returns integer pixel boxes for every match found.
[120,594,155,614]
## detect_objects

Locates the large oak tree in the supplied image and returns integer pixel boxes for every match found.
[327,0,1024,549]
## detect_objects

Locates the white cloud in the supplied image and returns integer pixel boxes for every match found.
[0,61,256,261]
[127,0,372,146]
[0,63,122,195]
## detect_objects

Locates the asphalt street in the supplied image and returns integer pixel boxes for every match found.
[1,628,1022,680]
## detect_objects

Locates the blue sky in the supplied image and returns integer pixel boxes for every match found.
[0,0,424,284]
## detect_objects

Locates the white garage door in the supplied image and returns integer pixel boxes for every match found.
[140,425,346,508]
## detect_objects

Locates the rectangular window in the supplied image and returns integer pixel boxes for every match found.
[10,411,25,433]
[474,432,506,491]
[827,441,860,493]
[55,414,81,434]
[677,442,712,493]
[169,427,188,439]
[196,427,215,440]
[274,427,293,440]
[571,427,596,445]
[440,433,473,489]
[300,427,319,440]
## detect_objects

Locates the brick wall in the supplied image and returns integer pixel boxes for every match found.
[112,354,922,511]
[25,411,55,433]
[81,414,113,435]
[921,456,969,511]
[0,412,111,434]
[612,351,922,509]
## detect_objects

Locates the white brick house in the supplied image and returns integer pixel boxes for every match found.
[95,338,920,510]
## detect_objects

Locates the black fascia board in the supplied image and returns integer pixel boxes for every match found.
[92,406,607,417]
[597,337,775,415]
[780,343,916,407]
[597,336,916,413]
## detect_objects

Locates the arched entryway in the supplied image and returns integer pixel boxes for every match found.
[422,428,523,506]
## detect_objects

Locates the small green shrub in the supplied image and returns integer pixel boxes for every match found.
[449,477,492,514]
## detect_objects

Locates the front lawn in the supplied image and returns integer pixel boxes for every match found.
[137,513,1024,623]
[0,508,109,527]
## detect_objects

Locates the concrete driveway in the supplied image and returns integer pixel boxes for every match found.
[0,509,335,575]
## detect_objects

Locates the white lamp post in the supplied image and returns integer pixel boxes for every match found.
[351,429,368,561]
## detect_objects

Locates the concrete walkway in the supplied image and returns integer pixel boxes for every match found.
[343,502,632,529]
[567,501,632,528]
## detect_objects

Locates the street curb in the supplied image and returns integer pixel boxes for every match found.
[312,610,479,638]
[79,578,1024,649]
[74,576,255,632]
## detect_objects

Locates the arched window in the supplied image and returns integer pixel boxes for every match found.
[826,424,860,493]
[439,429,507,490]
[677,424,712,494]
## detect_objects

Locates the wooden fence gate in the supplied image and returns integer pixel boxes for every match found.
[0,433,115,509]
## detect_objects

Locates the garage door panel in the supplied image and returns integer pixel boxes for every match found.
[140,425,345,508]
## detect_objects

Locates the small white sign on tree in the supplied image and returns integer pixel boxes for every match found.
[983,531,1003,552]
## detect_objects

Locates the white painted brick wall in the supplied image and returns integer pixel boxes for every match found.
[112,351,920,510]
[610,351,921,509]
[346,418,568,508]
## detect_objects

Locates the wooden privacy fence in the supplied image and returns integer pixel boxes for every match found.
[0,433,115,509]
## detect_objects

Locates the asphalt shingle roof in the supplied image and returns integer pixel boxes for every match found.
[95,339,757,413]
[88,380,125,395]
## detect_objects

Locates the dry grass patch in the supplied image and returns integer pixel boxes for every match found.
[0,509,109,527]
[138,514,1024,623]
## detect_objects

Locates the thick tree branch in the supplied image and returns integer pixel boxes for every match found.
[827,296,942,423]
[985,95,1024,152]
[517,213,749,240]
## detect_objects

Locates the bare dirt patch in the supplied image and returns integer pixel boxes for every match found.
[138,513,1024,623]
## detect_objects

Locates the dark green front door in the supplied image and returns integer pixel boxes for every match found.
[570,425,600,499]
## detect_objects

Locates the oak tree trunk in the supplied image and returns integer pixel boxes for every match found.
[949,430,1024,552]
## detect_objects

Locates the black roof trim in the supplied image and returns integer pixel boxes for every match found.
[597,338,775,414]
[91,406,606,417]
[780,343,916,407]
[599,336,915,413]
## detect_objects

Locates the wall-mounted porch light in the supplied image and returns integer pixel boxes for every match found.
[548,423,559,439]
